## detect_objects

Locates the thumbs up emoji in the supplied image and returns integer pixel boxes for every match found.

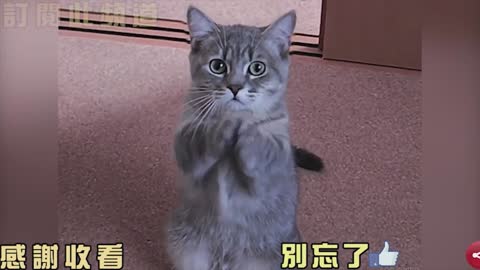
[368,241,399,267]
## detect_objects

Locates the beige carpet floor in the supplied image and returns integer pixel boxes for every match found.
[58,36,421,269]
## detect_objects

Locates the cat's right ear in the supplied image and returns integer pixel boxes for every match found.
[261,10,296,56]
[187,6,217,40]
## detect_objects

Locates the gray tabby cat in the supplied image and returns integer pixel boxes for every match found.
[166,7,309,270]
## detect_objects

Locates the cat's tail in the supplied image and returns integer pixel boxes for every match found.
[293,146,325,172]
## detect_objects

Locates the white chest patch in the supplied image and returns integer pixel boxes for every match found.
[216,164,232,220]
[213,160,257,226]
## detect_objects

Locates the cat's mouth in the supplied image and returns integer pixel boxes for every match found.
[227,98,247,111]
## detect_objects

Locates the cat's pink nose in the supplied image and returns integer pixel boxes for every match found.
[228,85,243,96]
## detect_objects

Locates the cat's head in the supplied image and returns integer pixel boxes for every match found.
[186,6,296,117]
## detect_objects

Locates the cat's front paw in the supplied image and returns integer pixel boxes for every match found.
[234,129,260,172]
[210,117,242,151]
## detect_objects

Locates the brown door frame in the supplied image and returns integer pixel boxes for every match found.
[318,0,421,70]
[318,0,328,53]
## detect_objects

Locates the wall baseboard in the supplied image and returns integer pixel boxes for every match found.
[58,8,323,57]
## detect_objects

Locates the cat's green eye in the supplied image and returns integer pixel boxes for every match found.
[209,59,227,74]
[248,61,266,76]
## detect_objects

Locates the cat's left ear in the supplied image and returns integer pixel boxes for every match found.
[262,10,296,54]
[187,6,217,40]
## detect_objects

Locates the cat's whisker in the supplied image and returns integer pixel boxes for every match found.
[186,97,213,128]
[183,102,210,116]
[222,25,227,49]
[190,87,224,91]
[184,95,209,104]
[189,99,215,142]
[201,102,218,135]
[192,99,216,142]
[190,88,213,92]
[185,94,215,107]
[189,90,214,94]
[183,95,211,107]
[188,90,215,94]
[253,29,267,52]
[185,111,208,135]
[182,96,212,116]
[190,86,213,90]
[184,89,221,104]
[211,90,226,99]
[213,38,223,51]
[205,99,217,119]
[213,25,225,50]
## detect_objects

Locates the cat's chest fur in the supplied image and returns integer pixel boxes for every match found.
[206,157,262,225]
